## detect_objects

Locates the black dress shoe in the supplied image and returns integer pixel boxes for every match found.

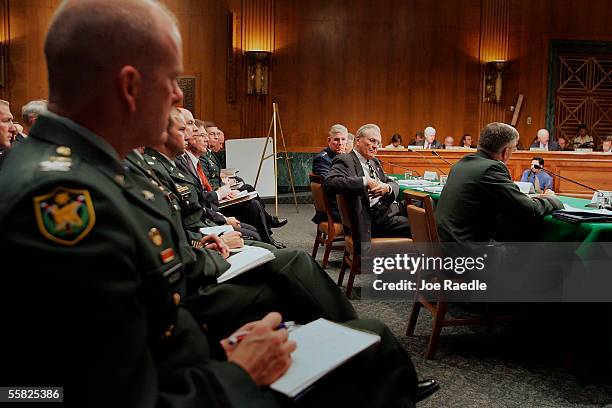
[270,238,286,249]
[269,216,288,228]
[415,379,440,402]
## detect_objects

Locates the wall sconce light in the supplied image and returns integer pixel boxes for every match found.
[483,60,512,103]
[246,50,271,95]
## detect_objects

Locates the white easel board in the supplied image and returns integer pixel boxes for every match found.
[225,137,275,198]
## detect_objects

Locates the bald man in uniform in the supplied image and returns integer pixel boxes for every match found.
[0,1,434,406]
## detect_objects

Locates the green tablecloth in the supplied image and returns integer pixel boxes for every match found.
[394,177,612,243]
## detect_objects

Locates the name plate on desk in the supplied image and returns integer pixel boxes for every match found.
[530,147,546,151]
[445,146,465,150]
[576,148,594,153]
[407,145,424,150]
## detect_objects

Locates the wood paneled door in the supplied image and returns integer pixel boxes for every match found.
[555,55,612,146]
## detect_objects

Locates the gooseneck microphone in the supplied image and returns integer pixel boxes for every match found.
[407,148,448,176]
[431,150,454,166]
[533,164,599,193]
[378,159,421,177]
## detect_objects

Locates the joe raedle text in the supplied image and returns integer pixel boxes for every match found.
[372,279,487,292]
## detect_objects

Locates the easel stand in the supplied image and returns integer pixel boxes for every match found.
[254,102,299,215]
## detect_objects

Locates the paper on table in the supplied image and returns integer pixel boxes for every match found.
[216,246,275,283]
[199,225,234,235]
[398,179,437,187]
[270,318,381,398]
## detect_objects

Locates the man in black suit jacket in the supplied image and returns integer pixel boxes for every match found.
[325,124,411,244]
[437,122,563,242]
[529,128,560,151]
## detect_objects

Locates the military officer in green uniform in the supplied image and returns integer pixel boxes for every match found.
[436,122,563,242]
[0,1,430,406]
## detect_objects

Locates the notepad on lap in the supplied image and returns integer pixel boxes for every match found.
[216,246,275,283]
[199,225,234,235]
[270,318,381,398]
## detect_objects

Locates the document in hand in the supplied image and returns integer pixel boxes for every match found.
[270,318,381,398]
[216,246,275,283]
[218,191,259,208]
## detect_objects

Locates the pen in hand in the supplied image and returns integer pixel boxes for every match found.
[227,321,297,346]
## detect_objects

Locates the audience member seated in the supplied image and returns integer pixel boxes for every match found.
[0,99,16,159]
[312,124,348,224]
[572,124,594,149]
[443,135,455,148]
[0,3,442,406]
[21,99,48,137]
[436,122,563,242]
[326,123,411,239]
[596,135,612,153]
[408,130,424,146]
[557,135,573,151]
[460,133,476,148]
[520,156,553,193]
[529,128,560,151]
[416,126,442,149]
[346,131,355,151]
[313,123,348,180]
[385,133,404,148]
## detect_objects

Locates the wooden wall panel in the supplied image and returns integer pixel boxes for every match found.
[5,0,612,152]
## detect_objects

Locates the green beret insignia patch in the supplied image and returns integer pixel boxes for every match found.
[33,187,96,245]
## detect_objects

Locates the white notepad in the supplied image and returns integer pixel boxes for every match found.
[216,246,275,283]
[270,318,381,398]
[199,225,234,235]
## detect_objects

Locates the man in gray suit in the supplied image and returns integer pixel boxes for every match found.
[325,123,411,243]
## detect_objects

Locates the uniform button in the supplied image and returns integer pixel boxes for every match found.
[172,293,180,305]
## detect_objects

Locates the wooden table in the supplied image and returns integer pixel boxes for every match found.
[378,148,612,198]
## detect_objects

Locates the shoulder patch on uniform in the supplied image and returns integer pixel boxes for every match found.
[33,187,96,246]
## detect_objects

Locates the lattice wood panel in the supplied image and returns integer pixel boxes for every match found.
[555,55,612,145]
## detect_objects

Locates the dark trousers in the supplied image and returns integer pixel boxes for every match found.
[371,201,411,238]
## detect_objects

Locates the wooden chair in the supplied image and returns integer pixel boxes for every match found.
[403,190,512,359]
[309,174,344,268]
[336,192,412,297]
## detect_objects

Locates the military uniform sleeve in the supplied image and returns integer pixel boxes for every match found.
[312,154,331,180]
[0,180,271,408]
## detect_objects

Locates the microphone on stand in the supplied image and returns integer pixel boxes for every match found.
[407,148,448,176]
[431,150,454,167]
[532,164,599,193]
[378,160,421,177]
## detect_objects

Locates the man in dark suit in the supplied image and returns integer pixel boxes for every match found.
[312,123,348,223]
[436,122,563,242]
[325,123,411,241]
[415,126,442,149]
[529,128,561,151]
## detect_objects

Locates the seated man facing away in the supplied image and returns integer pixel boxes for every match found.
[436,122,563,242]
[325,123,411,240]
[520,156,553,193]
[312,123,348,223]
[0,2,437,407]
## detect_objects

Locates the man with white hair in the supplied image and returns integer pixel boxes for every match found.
[325,124,411,239]
[21,99,48,135]
[312,124,348,223]
[418,126,442,149]
[529,128,560,151]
